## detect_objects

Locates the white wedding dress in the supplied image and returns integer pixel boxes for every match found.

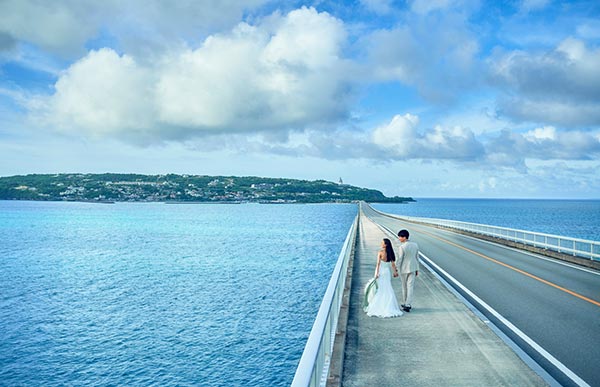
[366,262,403,318]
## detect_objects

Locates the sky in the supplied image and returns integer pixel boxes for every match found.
[1,0,599,199]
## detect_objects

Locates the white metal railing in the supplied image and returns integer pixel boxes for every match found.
[291,213,359,387]
[375,209,599,261]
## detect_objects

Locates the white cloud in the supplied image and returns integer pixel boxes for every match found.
[498,98,600,127]
[525,160,600,198]
[524,126,556,141]
[372,114,419,154]
[39,48,155,137]
[0,31,17,53]
[156,7,350,131]
[372,114,484,160]
[490,38,600,127]
[478,177,497,193]
[438,103,514,135]
[519,0,550,13]
[156,25,268,130]
[487,127,600,163]
[183,112,486,163]
[208,110,599,169]
[410,0,454,14]
[0,0,269,57]
[577,20,600,40]
[363,11,481,102]
[32,7,354,142]
[360,0,393,14]
[0,0,98,56]
[492,38,600,100]
[362,113,599,167]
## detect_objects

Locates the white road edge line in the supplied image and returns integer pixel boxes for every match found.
[417,257,561,387]
[372,218,590,387]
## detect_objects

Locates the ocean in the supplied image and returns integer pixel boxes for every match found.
[0,201,357,386]
[1,198,599,386]
[372,198,600,242]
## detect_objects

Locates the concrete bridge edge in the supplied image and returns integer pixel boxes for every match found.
[325,211,361,387]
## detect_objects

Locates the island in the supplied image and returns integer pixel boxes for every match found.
[0,174,414,204]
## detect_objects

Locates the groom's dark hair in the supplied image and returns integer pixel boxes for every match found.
[398,229,409,238]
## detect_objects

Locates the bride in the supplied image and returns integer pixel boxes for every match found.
[366,238,403,318]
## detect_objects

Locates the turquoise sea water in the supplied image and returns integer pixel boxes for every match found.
[0,201,357,386]
[2,198,599,387]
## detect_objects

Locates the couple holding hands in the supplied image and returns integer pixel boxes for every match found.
[365,229,420,318]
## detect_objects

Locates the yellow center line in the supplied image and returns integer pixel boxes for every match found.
[416,227,600,308]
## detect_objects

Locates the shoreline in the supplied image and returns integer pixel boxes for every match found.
[0,199,415,205]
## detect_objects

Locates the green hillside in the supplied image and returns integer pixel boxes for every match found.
[0,174,414,203]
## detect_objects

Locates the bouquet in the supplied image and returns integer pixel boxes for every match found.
[362,277,378,312]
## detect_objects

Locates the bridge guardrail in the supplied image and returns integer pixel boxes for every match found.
[291,213,358,387]
[371,207,599,261]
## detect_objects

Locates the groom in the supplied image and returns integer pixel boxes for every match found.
[397,229,419,312]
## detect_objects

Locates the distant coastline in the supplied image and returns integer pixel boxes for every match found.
[0,173,414,204]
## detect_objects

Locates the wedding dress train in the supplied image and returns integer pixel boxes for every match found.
[366,262,403,318]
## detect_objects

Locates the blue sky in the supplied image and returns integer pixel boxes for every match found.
[1,0,599,198]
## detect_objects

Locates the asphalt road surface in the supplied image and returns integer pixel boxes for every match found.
[362,203,600,387]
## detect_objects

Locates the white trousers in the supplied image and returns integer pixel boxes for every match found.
[400,272,416,306]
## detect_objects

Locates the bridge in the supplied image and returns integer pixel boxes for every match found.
[292,202,600,387]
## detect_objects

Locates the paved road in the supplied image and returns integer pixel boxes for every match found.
[362,203,600,387]
[340,212,546,387]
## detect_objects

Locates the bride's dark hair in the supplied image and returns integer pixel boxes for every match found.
[383,238,396,262]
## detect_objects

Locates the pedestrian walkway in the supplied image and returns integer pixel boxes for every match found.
[339,212,547,386]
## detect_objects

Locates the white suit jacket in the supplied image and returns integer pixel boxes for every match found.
[397,240,420,274]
